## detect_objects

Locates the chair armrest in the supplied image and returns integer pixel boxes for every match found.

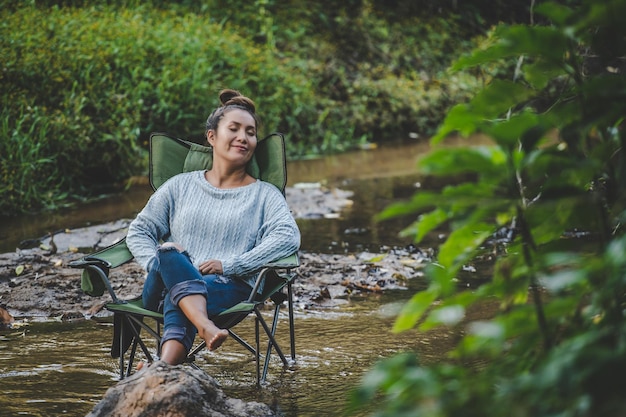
[69,256,120,302]
[68,238,134,301]
[263,252,300,269]
[246,253,299,303]
[68,256,113,270]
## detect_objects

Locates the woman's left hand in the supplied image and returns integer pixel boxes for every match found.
[199,259,223,275]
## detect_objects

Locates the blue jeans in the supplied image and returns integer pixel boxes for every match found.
[142,246,251,352]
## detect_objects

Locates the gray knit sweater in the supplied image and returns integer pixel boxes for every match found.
[126,170,300,287]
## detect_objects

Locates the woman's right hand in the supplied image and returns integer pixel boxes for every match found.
[160,242,185,252]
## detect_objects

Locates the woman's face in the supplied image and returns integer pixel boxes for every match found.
[207,108,257,166]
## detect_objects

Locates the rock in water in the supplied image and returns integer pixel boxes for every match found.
[87,361,278,417]
[0,305,13,327]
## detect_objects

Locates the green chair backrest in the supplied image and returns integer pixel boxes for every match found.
[149,132,288,194]
[80,131,289,296]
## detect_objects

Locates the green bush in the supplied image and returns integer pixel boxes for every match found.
[1,1,483,214]
[0,5,315,213]
[356,0,626,415]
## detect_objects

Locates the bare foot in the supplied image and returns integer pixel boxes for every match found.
[136,361,151,371]
[207,329,229,351]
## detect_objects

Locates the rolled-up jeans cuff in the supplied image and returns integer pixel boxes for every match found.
[169,279,208,306]
[162,326,194,352]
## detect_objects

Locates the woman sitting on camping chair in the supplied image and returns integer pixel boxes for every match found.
[126,89,301,366]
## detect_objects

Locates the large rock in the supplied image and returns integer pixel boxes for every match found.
[87,361,278,417]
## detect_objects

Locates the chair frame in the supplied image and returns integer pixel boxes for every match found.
[70,131,299,385]
[72,251,298,383]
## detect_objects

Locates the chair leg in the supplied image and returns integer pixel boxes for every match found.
[115,315,161,379]
[128,316,157,362]
[229,330,256,355]
[287,281,296,363]
[156,321,162,357]
[255,316,261,386]
[262,303,282,381]
[255,309,289,384]
[117,319,127,379]
[125,340,139,378]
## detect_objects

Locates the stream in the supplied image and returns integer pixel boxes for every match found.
[0,138,486,416]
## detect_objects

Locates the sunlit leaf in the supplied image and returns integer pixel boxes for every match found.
[367,254,387,263]
[539,269,586,293]
[432,81,534,144]
[468,320,505,340]
[15,265,24,276]
[420,304,465,331]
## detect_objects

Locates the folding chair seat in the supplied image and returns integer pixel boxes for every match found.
[69,132,299,384]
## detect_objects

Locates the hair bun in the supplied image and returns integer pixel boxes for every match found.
[219,89,256,114]
[205,89,259,134]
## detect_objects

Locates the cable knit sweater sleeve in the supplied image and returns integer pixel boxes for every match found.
[126,178,177,271]
[126,171,300,284]
[220,185,300,277]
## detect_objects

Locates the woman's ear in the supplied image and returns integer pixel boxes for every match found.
[206,130,215,146]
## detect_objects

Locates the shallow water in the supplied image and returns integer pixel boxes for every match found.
[0,284,466,417]
[0,138,486,416]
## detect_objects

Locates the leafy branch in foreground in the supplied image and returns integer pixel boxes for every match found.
[351,1,626,416]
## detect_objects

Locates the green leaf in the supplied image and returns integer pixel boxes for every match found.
[420,304,466,331]
[539,269,586,293]
[525,197,598,247]
[376,191,440,221]
[482,110,540,149]
[367,254,387,263]
[441,182,502,200]
[431,104,478,143]
[469,79,533,119]
[468,320,505,340]
[534,2,575,25]
[523,59,567,90]
[432,81,534,144]
[437,222,494,270]
[419,146,506,178]
[411,208,448,244]
[452,25,570,72]
[393,287,439,333]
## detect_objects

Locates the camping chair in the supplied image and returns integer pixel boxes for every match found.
[69,132,299,385]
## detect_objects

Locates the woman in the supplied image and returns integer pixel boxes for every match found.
[126,89,301,366]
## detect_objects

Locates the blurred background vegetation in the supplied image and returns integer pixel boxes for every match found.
[1,0,528,214]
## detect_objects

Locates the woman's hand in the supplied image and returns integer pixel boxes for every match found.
[199,259,223,275]
[160,242,185,252]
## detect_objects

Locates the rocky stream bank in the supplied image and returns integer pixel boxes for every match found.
[0,185,433,325]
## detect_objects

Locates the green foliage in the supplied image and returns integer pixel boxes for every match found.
[358,0,626,415]
[1,1,483,214]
